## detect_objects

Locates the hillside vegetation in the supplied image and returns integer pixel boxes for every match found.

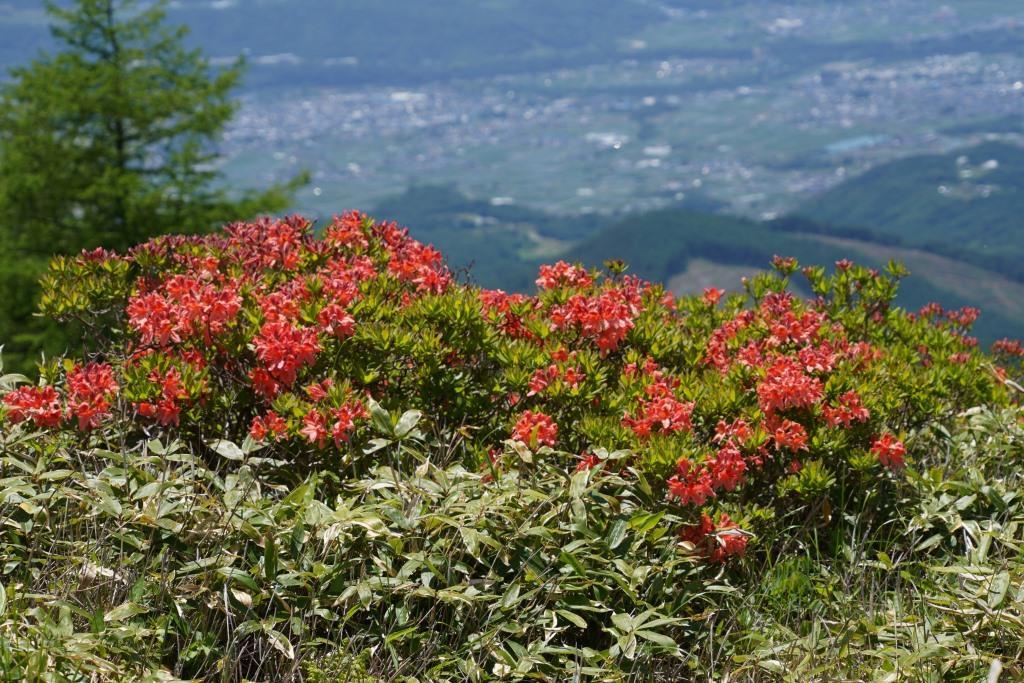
[1,213,1022,680]
[370,186,1024,343]
[568,209,1024,343]
[798,141,1024,281]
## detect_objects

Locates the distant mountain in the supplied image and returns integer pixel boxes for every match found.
[378,186,1024,343]
[797,141,1024,281]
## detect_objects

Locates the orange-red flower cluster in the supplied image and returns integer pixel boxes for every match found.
[822,390,870,428]
[512,410,558,448]
[3,385,63,429]
[4,363,119,431]
[65,363,119,430]
[680,513,748,563]
[757,357,824,415]
[127,275,242,347]
[549,287,640,354]
[251,321,321,397]
[136,367,189,426]
[250,411,289,442]
[871,433,906,471]
[536,261,593,290]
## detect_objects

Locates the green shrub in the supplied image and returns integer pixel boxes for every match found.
[0,213,1020,680]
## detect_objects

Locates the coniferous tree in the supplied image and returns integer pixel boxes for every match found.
[0,0,305,371]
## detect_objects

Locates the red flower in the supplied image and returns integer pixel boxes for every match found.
[137,398,181,427]
[772,419,808,452]
[680,513,748,563]
[304,379,334,402]
[300,410,328,448]
[324,211,370,250]
[248,367,282,401]
[993,338,1024,357]
[126,292,178,346]
[822,390,870,428]
[317,304,356,339]
[536,261,593,290]
[946,307,980,328]
[250,411,288,442]
[127,276,241,347]
[135,368,188,427]
[387,241,452,294]
[706,443,747,491]
[871,433,906,472]
[66,363,119,431]
[252,320,320,387]
[575,453,602,472]
[623,394,694,438]
[757,357,824,415]
[479,289,535,340]
[549,288,637,354]
[666,459,715,506]
[528,365,558,396]
[2,385,63,429]
[330,401,368,446]
[713,418,752,445]
[679,512,715,546]
[702,287,724,306]
[771,255,798,273]
[562,366,585,388]
[511,410,558,448]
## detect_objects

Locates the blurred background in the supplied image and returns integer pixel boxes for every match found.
[1,0,1022,360]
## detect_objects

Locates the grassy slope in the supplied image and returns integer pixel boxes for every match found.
[797,141,1024,280]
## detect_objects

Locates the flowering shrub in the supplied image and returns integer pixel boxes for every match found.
[8,212,1013,562]
[2,211,1022,679]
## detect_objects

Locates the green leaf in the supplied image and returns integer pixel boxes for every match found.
[758,660,787,675]
[209,439,245,461]
[38,469,75,481]
[92,492,122,518]
[559,550,586,576]
[385,625,421,644]
[988,571,1010,609]
[217,567,259,592]
[556,609,587,629]
[635,630,677,648]
[0,373,30,390]
[264,534,279,583]
[368,398,393,436]
[394,409,423,439]
[606,518,628,550]
[266,629,294,660]
[629,510,665,534]
[132,481,163,500]
[499,582,521,610]
[611,612,634,632]
[104,602,149,623]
